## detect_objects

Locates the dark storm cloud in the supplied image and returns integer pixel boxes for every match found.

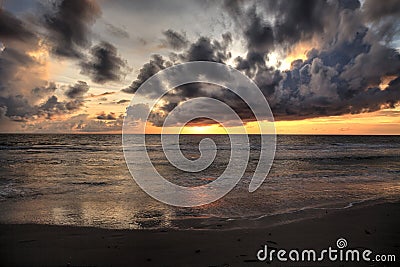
[220,3,275,76]
[31,83,57,99]
[220,0,400,121]
[123,0,400,127]
[0,10,38,43]
[269,53,400,120]
[42,1,131,83]
[0,11,40,94]
[142,83,256,127]
[264,0,329,45]
[0,1,129,128]
[162,30,189,50]
[42,0,101,58]
[243,7,274,54]
[64,81,90,99]
[338,0,361,10]
[182,33,232,62]
[0,10,49,124]
[0,91,85,121]
[0,47,38,95]
[39,95,85,117]
[122,54,172,94]
[362,0,400,43]
[362,0,400,21]
[122,32,255,126]
[0,95,36,121]
[80,42,131,84]
[122,33,232,99]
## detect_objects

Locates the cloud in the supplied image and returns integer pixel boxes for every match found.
[97,111,117,120]
[126,104,150,122]
[243,6,274,54]
[122,33,232,95]
[90,91,116,97]
[221,0,400,121]
[105,22,130,39]
[162,29,189,50]
[0,105,7,120]
[76,115,123,132]
[362,0,400,21]
[42,0,101,58]
[64,81,90,99]
[31,82,57,100]
[0,10,41,96]
[122,0,400,128]
[181,33,232,62]
[0,10,38,44]
[0,47,40,96]
[0,2,133,132]
[22,113,123,133]
[0,91,86,122]
[39,95,85,118]
[0,10,70,123]
[80,41,131,84]
[116,99,130,104]
[122,54,172,94]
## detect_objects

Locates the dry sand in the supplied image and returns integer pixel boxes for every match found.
[1,201,399,266]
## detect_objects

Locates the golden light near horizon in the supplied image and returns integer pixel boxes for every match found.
[166,124,229,135]
[181,126,215,134]
[142,106,400,135]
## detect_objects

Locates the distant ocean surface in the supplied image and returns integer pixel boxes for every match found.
[0,134,399,229]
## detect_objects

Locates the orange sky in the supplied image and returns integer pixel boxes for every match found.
[141,106,400,135]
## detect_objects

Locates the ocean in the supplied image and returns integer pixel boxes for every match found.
[0,134,399,229]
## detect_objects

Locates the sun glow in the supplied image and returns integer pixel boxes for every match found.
[142,106,400,135]
[379,75,397,90]
[270,40,318,70]
[180,125,227,134]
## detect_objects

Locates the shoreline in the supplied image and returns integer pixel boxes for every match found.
[1,201,399,266]
[0,195,391,231]
[170,196,394,230]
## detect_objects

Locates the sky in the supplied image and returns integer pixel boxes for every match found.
[0,0,399,134]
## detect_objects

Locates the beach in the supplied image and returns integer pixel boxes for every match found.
[1,201,399,266]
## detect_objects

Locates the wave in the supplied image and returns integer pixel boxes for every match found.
[70,181,108,186]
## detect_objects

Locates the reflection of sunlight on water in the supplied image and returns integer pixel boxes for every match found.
[49,202,176,229]
[51,207,77,225]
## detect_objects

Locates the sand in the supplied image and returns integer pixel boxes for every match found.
[1,201,399,266]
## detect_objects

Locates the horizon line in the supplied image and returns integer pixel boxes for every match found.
[0,133,399,136]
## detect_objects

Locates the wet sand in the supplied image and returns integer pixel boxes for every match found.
[1,201,399,266]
